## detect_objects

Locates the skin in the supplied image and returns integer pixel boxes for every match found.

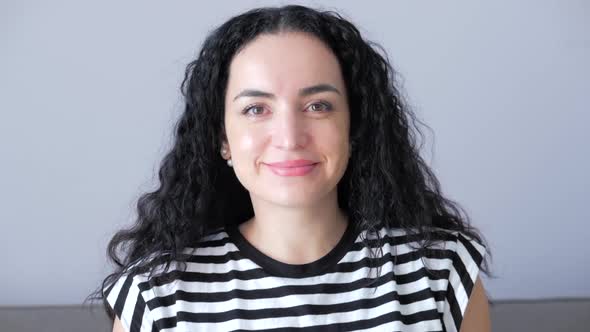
[221,31,351,265]
[461,276,492,332]
[112,317,124,332]
[112,31,491,332]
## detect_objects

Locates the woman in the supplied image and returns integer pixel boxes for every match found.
[94,4,493,332]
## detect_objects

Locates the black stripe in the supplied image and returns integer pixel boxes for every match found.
[140,230,457,280]
[130,294,146,332]
[138,246,457,291]
[457,233,484,276]
[446,279,462,332]
[452,254,471,295]
[445,232,482,332]
[452,233,484,332]
[104,279,116,299]
[113,275,133,319]
[191,236,233,249]
[137,228,461,330]
[186,230,458,263]
[231,309,444,332]
[226,220,360,278]
[155,287,445,328]
[146,265,448,309]
[451,238,474,301]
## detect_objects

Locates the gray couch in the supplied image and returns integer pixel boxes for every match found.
[1,298,589,332]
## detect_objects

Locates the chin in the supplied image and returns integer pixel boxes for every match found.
[263,187,331,207]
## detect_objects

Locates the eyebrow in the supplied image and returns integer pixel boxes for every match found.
[232,84,341,102]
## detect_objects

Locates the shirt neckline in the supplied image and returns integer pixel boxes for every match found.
[226,220,359,278]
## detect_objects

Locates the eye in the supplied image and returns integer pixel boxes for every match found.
[241,102,333,117]
[306,102,333,113]
[242,105,266,116]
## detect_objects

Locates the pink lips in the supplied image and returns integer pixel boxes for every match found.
[265,159,318,176]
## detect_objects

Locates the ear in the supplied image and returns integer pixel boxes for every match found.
[220,140,230,159]
[219,129,229,149]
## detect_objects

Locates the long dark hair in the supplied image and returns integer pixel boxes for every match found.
[87,4,494,310]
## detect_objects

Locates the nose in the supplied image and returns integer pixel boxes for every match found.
[272,104,310,151]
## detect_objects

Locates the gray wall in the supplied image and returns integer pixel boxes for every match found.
[1,0,588,305]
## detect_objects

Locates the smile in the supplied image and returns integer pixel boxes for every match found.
[265,163,318,176]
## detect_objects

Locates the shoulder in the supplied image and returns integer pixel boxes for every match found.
[388,226,486,260]
[416,227,488,332]
[382,226,488,289]
[103,228,233,331]
[371,226,489,332]
[370,225,486,259]
[103,268,155,332]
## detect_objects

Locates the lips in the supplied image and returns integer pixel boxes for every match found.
[264,159,319,176]
[266,159,317,167]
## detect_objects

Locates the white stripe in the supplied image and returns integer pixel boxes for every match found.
[140,226,467,331]
[141,237,456,300]
[363,318,443,332]
[140,301,154,331]
[117,276,141,331]
[442,298,458,332]
[142,253,454,303]
[148,271,448,318]
[161,296,440,332]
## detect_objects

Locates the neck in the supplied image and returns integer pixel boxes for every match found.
[239,191,349,265]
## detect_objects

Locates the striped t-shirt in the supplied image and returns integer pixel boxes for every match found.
[104,223,487,332]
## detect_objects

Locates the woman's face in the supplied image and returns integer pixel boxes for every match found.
[223,32,350,208]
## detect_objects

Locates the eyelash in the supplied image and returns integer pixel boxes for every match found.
[241,101,333,116]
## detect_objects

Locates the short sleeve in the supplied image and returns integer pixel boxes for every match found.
[441,231,487,332]
[104,273,155,332]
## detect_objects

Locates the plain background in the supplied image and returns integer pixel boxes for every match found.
[1,0,588,306]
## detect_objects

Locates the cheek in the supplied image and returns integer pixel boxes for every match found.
[226,117,257,153]
[232,129,262,160]
[322,119,349,151]
[237,134,256,153]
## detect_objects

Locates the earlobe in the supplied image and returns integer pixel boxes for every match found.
[221,147,230,158]
[220,143,233,167]
[220,142,230,157]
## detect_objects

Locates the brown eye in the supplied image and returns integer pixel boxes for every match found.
[242,105,266,116]
[307,102,333,113]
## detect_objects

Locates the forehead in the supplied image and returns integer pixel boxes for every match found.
[226,32,345,94]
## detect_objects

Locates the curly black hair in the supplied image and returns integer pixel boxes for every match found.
[87,4,494,312]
